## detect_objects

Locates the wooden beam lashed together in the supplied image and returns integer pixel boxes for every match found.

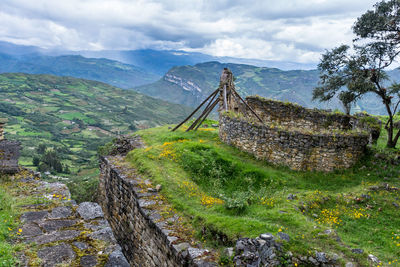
[172,68,263,132]
[171,88,219,131]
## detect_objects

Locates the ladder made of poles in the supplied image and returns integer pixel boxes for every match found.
[172,68,263,132]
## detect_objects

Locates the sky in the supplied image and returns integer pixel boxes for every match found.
[0,0,379,64]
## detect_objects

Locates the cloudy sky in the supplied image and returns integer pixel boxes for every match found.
[0,0,378,64]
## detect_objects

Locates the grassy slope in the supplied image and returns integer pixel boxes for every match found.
[127,122,400,266]
[0,187,18,266]
[0,73,191,173]
[0,171,45,266]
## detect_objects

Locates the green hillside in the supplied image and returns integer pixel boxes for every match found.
[0,73,191,173]
[135,61,400,115]
[0,54,160,88]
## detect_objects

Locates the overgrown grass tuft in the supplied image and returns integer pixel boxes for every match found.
[0,181,19,266]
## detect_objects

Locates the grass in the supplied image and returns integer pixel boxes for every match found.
[125,122,400,266]
[0,176,22,267]
[376,115,400,150]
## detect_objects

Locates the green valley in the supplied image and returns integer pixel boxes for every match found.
[0,73,191,183]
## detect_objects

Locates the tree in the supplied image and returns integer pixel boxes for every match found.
[313,0,400,148]
[32,156,40,166]
[36,144,47,154]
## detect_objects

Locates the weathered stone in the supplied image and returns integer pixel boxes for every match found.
[224,247,234,258]
[260,233,274,241]
[73,241,89,250]
[39,219,77,232]
[315,251,328,263]
[20,222,43,237]
[20,211,48,223]
[277,232,290,242]
[26,230,80,245]
[173,242,190,253]
[84,219,110,231]
[89,227,116,243]
[108,135,144,156]
[351,248,364,254]
[188,248,208,259]
[39,181,71,200]
[37,243,76,267]
[308,256,319,265]
[80,255,98,267]
[105,249,130,267]
[368,254,380,263]
[0,139,21,174]
[48,206,72,219]
[77,202,104,220]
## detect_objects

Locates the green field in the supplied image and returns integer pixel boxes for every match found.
[126,122,400,266]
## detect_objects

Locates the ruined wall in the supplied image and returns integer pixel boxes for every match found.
[99,155,215,267]
[244,96,353,131]
[0,122,21,174]
[219,97,370,172]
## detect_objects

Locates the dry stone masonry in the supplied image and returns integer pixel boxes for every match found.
[99,136,217,267]
[219,95,372,172]
[6,169,129,267]
[0,120,21,174]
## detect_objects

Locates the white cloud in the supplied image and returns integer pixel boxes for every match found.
[0,0,380,64]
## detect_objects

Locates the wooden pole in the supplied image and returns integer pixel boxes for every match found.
[223,84,228,111]
[186,90,219,131]
[231,87,263,123]
[194,99,220,130]
[186,98,219,131]
[171,88,219,131]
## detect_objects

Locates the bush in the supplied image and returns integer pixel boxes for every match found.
[67,175,99,203]
[176,142,269,211]
[222,191,250,214]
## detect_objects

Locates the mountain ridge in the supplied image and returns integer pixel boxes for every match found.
[135,61,400,115]
[0,53,160,89]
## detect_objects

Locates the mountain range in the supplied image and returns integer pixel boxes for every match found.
[1,40,399,115]
[0,53,159,89]
[135,61,400,115]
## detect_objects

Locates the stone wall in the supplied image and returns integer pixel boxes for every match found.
[99,154,216,267]
[0,140,21,174]
[244,96,353,131]
[219,97,370,172]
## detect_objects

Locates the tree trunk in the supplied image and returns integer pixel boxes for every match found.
[384,100,396,148]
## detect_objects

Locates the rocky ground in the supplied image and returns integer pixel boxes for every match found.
[6,169,129,267]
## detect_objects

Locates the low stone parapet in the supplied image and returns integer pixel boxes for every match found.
[99,155,217,267]
[0,140,21,174]
[219,115,369,172]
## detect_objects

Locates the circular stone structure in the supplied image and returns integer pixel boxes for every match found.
[219,96,370,172]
